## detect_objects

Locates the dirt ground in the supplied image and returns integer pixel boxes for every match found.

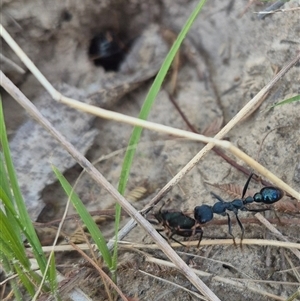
[1,0,300,300]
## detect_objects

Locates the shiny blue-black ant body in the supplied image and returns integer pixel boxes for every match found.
[194,173,283,245]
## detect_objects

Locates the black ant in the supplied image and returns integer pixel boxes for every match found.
[154,202,203,247]
[194,173,283,245]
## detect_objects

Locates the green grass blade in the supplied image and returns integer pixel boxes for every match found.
[0,227,48,295]
[0,98,47,273]
[0,186,18,216]
[113,0,207,272]
[0,255,23,300]
[0,150,21,245]
[14,263,36,296]
[0,187,51,283]
[0,188,43,258]
[0,155,19,232]
[0,97,53,297]
[52,165,113,268]
[1,218,48,294]
[118,0,207,195]
[0,210,30,268]
[271,94,300,108]
[0,100,29,221]
[49,252,58,295]
[0,152,14,206]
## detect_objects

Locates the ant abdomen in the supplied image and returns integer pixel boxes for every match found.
[253,187,283,204]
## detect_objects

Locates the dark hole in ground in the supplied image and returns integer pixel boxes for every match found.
[88,30,130,71]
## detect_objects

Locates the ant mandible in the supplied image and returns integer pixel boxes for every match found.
[194,173,283,245]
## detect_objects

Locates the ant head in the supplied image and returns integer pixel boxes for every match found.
[194,205,213,224]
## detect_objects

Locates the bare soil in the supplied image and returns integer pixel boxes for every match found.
[1,0,300,300]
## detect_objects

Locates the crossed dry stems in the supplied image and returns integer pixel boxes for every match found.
[1,23,300,301]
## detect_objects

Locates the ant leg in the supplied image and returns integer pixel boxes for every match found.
[169,232,187,247]
[184,228,195,250]
[226,213,236,245]
[242,173,254,199]
[235,213,244,247]
[156,229,171,244]
[158,198,171,212]
[211,192,225,203]
[197,229,204,248]
[157,228,187,247]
